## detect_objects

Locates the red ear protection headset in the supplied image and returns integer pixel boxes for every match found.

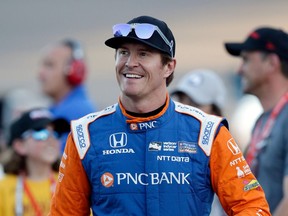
[63,39,87,86]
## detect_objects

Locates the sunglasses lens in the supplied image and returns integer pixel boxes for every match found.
[113,24,131,37]
[111,23,173,57]
[22,129,59,141]
[32,129,50,141]
[134,24,155,39]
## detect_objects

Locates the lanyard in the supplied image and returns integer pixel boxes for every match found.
[15,173,56,216]
[246,92,288,166]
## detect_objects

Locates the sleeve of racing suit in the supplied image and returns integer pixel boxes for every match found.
[48,133,91,216]
[210,126,271,216]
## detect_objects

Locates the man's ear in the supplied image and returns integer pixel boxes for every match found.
[12,139,27,156]
[164,58,176,78]
[267,53,281,73]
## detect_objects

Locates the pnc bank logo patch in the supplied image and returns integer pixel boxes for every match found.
[129,121,158,131]
[130,123,138,130]
[100,172,190,187]
[101,172,114,188]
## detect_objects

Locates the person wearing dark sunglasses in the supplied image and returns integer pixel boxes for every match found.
[0,108,69,216]
[49,15,270,215]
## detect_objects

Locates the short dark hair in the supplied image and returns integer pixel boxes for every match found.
[280,58,288,78]
[261,51,288,79]
[211,104,222,116]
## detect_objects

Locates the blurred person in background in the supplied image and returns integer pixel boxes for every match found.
[0,88,50,149]
[0,88,50,180]
[225,26,288,215]
[0,108,69,216]
[49,15,270,215]
[38,39,97,152]
[170,68,226,116]
[170,68,227,216]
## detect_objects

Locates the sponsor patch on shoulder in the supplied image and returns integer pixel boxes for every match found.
[243,179,260,191]
[178,141,197,153]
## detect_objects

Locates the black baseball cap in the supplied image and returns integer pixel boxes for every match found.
[105,15,176,57]
[9,108,70,145]
[224,27,288,60]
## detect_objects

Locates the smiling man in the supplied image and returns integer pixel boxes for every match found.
[49,15,271,216]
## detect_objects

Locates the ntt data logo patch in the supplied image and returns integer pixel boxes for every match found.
[101,172,114,188]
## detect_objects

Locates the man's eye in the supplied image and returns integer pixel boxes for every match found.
[119,50,128,55]
[139,52,147,56]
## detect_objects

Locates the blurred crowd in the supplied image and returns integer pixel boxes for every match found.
[0,39,97,215]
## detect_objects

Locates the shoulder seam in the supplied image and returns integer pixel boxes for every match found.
[174,101,226,156]
[71,104,117,159]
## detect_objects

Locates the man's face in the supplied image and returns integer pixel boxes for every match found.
[238,51,270,95]
[38,45,71,99]
[115,43,174,101]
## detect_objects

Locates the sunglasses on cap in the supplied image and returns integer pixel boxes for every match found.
[21,129,60,141]
[113,23,174,57]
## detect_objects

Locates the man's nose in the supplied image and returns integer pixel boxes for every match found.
[125,53,139,68]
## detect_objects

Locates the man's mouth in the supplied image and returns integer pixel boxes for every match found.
[124,73,143,79]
